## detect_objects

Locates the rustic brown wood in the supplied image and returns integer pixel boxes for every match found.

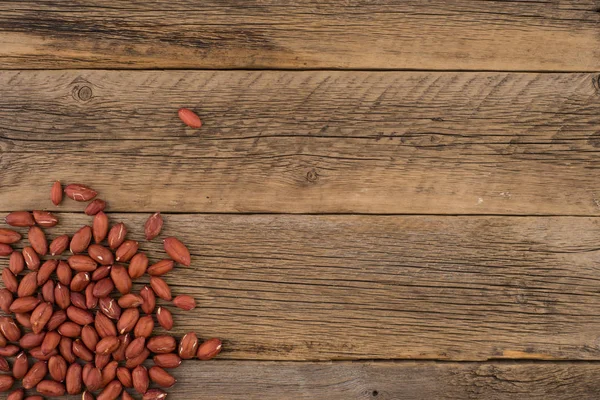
[0,1,599,71]
[1,71,600,215]
[4,213,600,361]
[119,361,600,400]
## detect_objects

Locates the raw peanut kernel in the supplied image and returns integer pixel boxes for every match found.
[107,222,127,250]
[115,240,138,262]
[85,199,106,215]
[163,236,191,266]
[128,253,148,279]
[197,338,223,360]
[144,212,163,240]
[149,277,171,301]
[51,180,63,206]
[147,259,174,276]
[0,244,12,256]
[70,225,92,254]
[149,366,176,388]
[28,226,48,256]
[178,332,198,359]
[173,294,196,311]
[93,211,109,243]
[0,228,21,244]
[64,184,97,202]
[32,210,59,228]
[49,235,70,256]
[5,211,35,227]
[178,107,202,128]
[156,307,173,330]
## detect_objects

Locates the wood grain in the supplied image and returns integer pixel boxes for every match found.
[0,1,599,70]
[4,213,600,361]
[1,71,600,215]
[120,361,600,400]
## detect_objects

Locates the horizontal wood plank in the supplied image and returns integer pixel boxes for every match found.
[0,1,599,70]
[47,361,600,400]
[3,213,600,361]
[1,71,600,215]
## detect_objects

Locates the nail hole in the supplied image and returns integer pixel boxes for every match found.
[372,390,379,397]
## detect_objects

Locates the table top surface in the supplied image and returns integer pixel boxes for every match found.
[1,1,600,399]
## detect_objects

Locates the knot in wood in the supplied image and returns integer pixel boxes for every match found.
[306,169,319,183]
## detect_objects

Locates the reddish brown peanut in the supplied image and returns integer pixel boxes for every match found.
[0,244,12,256]
[28,226,47,256]
[149,277,171,301]
[173,294,196,311]
[128,253,148,279]
[9,252,25,275]
[144,212,163,240]
[88,244,114,266]
[7,388,24,400]
[149,366,176,388]
[48,354,67,382]
[49,235,70,256]
[107,222,126,249]
[156,307,173,330]
[133,315,153,338]
[5,211,35,227]
[118,294,143,308]
[179,332,198,359]
[97,380,122,400]
[153,353,181,369]
[66,363,82,395]
[178,108,202,128]
[56,261,72,285]
[147,336,176,354]
[0,374,14,392]
[117,308,139,335]
[115,240,138,262]
[70,226,92,254]
[147,259,174,276]
[93,211,109,243]
[37,260,57,286]
[51,181,63,205]
[0,228,22,244]
[163,236,191,266]
[85,199,106,215]
[132,365,149,394]
[197,338,223,360]
[140,285,155,314]
[99,297,121,320]
[0,289,12,313]
[68,255,97,272]
[12,351,28,379]
[110,265,132,294]
[32,211,58,228]
[22,361,47,389]
[116,366,133,387]
[22,247,40,271]
[64,184,97,202]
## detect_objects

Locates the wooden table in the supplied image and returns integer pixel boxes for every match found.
[1,1,600,398]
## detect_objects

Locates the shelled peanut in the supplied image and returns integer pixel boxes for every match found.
[0,182,222,399]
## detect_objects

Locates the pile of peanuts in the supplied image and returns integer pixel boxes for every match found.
[0,182,222,400]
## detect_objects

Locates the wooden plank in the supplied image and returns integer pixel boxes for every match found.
[37,361,600,399]
[0,1,599,71]
[109,361,600,400]
[4,213,600,361]
[1,70,600,215]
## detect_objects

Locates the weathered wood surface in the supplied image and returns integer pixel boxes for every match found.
[1,1,599,71]
[1,71,600,215]
[4,213,600,361]
[45,361,600,400]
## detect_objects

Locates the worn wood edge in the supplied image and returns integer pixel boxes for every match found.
[3,213,600,361]
[1,70,600,215]
[0,1,599,71]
